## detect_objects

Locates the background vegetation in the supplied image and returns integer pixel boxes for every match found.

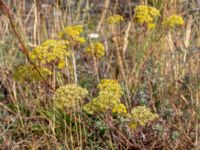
[0,0,199,149]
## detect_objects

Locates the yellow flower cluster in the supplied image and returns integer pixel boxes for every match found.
[30,40,70,69]
[13,65,51,83]
[82,80,158,128]
[54,84,88,109]
[112,103,127,114]
[147,23,156,29]
[107,15,124,25]
[129,106,158,129]
[83,79,127,115]
[85,42,105,58]
[98,79,123,100]
[59,25,85,44]
[163,15,184,28]
[134,5,160,29]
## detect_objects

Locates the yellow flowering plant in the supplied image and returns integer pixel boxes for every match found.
[134,5,160,29]
[13,64,52,83]
[58,25,85,44]
[98,79,123,99]
[30,40,70,69]
[162,15,184,28]
[85,41,105,58]
[83,79,127,115]
[112,103,127,115]
[128,106,158,129]
[85,41,105,82]
[54,84,88,110]
[107,15,124,25]
[83,93,121,114]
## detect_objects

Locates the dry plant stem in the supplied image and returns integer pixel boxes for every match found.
[72,50,78,84]
[122,21,132,84]
[183,15,192,63]
[96,0,110,32]
[34,0,38,45]
[123,21,132,54]
[0,102,16,115]
[64,111,70,149]
[69,111,75,150]
[184,15,192,49]
[108,133,115,150]
[78,114,83,149]
[73,112,79,147]
[24,4,34,24]
[92,49,100,83]
[74,112,83,150]
[52,107,56,137]
[0,0,54,90]
[111,26,131,104]
[166,33,179,87]
[52,65,56,90]
[12,81,25,128]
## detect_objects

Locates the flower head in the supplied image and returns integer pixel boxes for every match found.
[83,79,125,115]
[107,15,124,25]
[59,25,85,44]
[83,96,116,114]
[112,103,127,114]
[30,40,70,69]
[54,84,88,109]
[149,6,160,17]
[85,41,105,58]
[129,106,158,129]
[163,15,184,28]
[147,23,156,29]
[134,5,160,28]
[13,65,51,83]
[98,79,123,99]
